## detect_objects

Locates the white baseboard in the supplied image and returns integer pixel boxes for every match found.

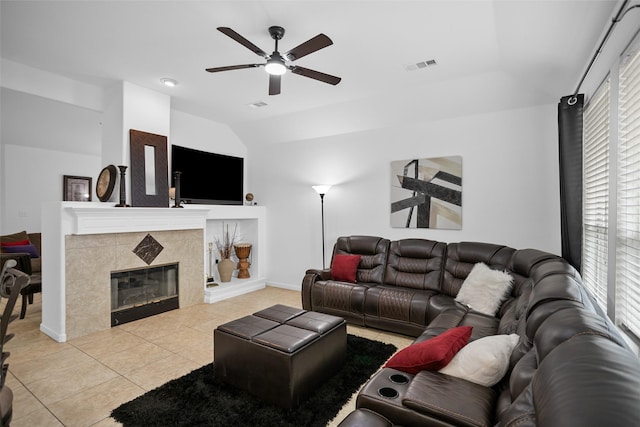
[204,278,266,303]
[40,323,67,343]
[265,281,301,291]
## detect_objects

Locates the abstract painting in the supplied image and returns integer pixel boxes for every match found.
[390,156,462,229]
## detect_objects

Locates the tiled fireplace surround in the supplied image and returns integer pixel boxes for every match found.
[41,202,266,342]
[65,229,203,340]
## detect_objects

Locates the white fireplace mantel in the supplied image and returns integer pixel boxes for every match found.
[40,202,267,342]
[68,204,209,235]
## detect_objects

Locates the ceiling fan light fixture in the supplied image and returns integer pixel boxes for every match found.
[265,57,287,75]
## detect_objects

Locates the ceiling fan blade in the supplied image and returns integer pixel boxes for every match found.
[217,27,268,58]
[269,74,281,95]
[205,64,262,73]
[283,34,333,61]
[290,66,341,85]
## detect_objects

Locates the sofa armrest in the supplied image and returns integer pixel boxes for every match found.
[305,268,332,280]
[301,269,332,310]
[402,371,496,427]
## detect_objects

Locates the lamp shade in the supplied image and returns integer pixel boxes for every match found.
[312,185,331,195]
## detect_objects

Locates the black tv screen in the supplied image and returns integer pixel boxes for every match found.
[171,145,244,205]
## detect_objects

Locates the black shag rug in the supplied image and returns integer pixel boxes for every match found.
[111,334,396,427]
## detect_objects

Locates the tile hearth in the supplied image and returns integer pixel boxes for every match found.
[5,287,413,427]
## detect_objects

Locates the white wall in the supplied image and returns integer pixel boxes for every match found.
[2,145,101,232]
[1,59,103,112]
[0,89,102,233]
[249,103,561,288]
[170,109,247,158]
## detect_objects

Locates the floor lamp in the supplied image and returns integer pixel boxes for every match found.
[312,185,331,269]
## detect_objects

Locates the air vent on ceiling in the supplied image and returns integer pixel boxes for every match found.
[247,101,268,109]
[405,59,437,72]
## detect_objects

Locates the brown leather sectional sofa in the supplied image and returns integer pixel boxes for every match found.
[302,236,640,426]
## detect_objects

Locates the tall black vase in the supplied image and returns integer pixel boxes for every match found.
[172,171,183,208]
[115,165,130,207]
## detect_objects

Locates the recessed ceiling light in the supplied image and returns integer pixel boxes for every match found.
[160,78,178,87]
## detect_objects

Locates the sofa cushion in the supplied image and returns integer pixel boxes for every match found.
[403,370,497,427]
[309,280,368,325]
[331,254,361,283]
[498,278,533,335]
[455,262,513,316]
[384,326,472,374]
[0,230,29,244]
[384,239,446,291]
[332,236,390,284]
[364,285,436,336]
[507,350,537,403]
[533,307,628,361]
[441,242,515,297]
[439,333,519,387]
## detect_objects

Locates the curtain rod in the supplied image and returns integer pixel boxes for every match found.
[569,0,639,104]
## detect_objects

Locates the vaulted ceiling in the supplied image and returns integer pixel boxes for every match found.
[1,1,617,145]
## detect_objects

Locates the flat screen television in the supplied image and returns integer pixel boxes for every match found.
[171,144,244,205]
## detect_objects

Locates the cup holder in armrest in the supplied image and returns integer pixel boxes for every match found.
[389,373,409,384]
[378,387,399,399]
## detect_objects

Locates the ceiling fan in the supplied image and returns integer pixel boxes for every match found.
[206,26,341,95]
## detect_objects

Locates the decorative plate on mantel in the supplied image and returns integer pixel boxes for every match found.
[96,165,117,202]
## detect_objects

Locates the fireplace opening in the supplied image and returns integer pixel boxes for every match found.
[111,263,179,326]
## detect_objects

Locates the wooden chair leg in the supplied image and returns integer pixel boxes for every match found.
[20,295,28,319]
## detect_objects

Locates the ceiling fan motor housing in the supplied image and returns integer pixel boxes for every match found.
[269,26,285,40]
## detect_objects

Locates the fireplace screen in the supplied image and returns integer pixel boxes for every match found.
[110,263,179,326]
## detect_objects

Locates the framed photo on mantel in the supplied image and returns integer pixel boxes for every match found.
[63,175,92,202]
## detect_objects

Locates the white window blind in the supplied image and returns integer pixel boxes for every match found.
[617,46,640,338]
[583,79,610,310]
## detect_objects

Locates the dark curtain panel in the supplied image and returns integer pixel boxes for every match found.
[558,94,584,272]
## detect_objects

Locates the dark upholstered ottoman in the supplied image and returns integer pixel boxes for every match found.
[214,304,347,409]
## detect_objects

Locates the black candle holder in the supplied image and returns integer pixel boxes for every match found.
[115,165,130,207]
[172,171,183,208]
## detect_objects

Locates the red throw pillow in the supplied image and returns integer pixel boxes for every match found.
[331,254,361,283]
[384,326,473,374]
[1,239,30,247]
[1,243,40,258]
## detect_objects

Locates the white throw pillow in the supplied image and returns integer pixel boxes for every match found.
[438,333,519,387]
[455,262,513,316]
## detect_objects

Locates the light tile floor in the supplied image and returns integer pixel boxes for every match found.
[5,286,413,427]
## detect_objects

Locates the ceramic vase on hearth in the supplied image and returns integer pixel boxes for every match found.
[218,258,234,282]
